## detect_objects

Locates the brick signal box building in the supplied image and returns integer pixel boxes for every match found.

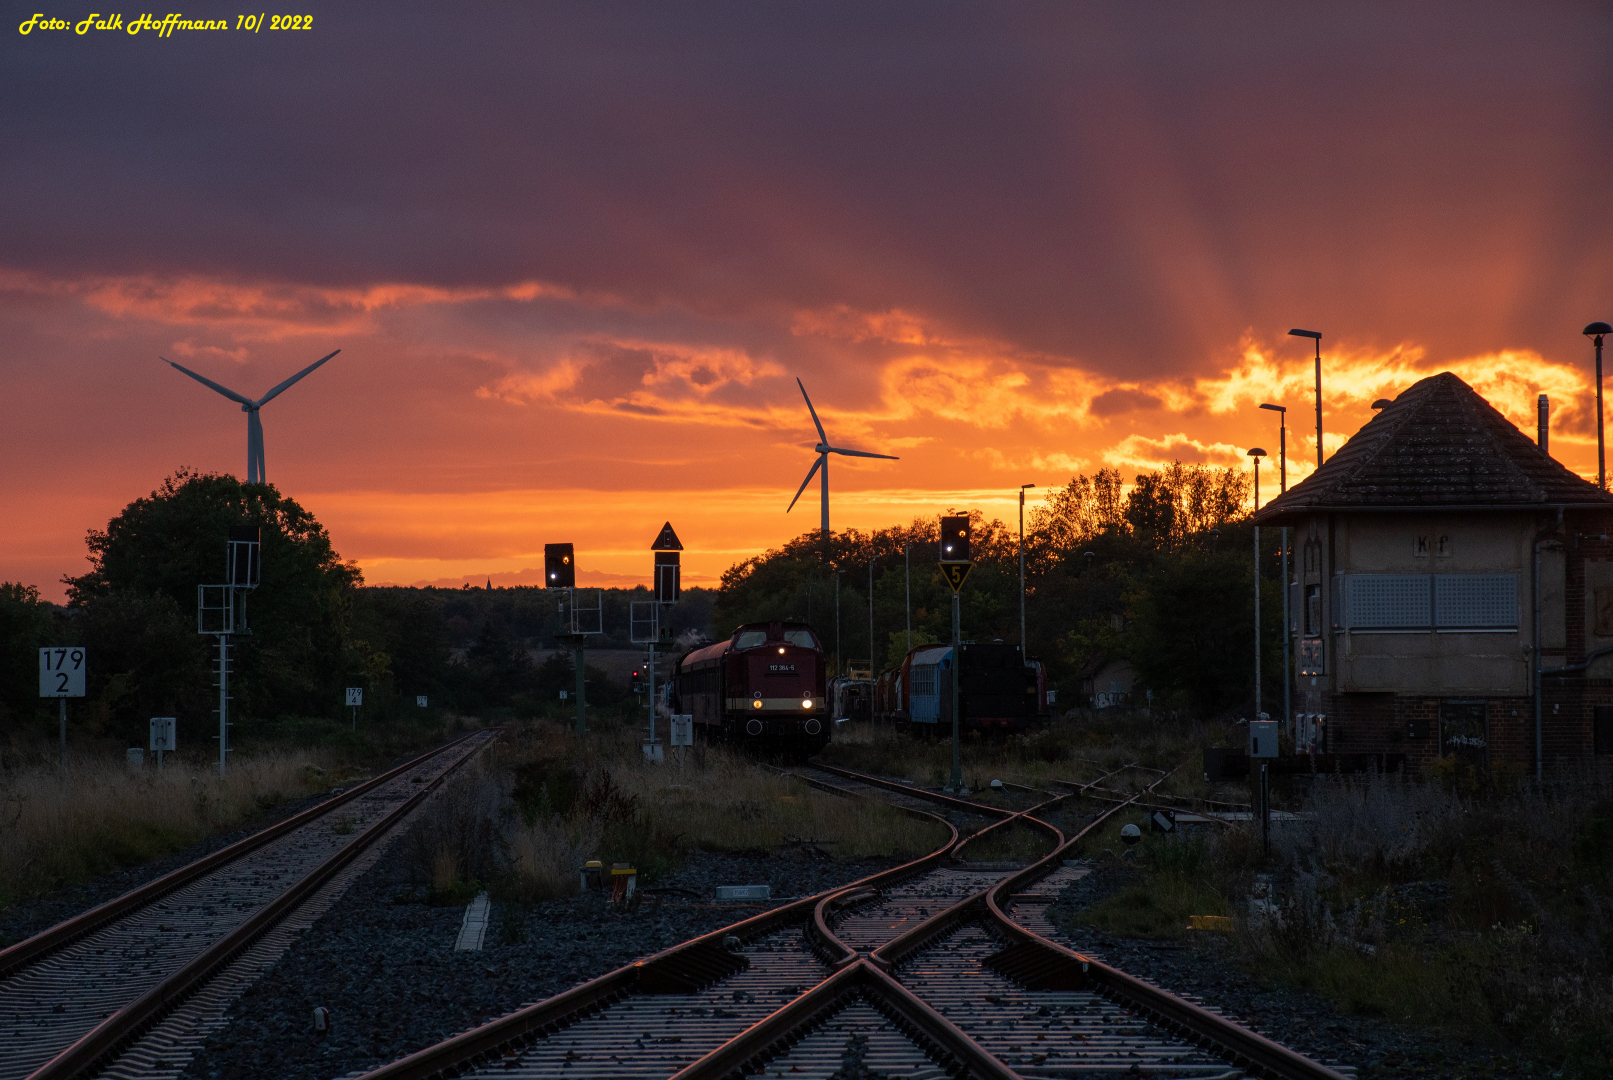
[1253,371,1613,776]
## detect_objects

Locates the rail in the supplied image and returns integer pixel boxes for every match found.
[22,731,495,1080]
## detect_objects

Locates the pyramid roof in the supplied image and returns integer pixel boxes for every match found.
[1252,371,1613,523]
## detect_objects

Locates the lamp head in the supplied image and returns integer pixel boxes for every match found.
[1586,322,1613,337]
[1288,328,1322,340]
[1020,483,1035,491]
[1247,447,1267,459]
[1258,403,1286,413]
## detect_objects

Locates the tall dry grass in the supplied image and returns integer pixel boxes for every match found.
[0,750,340,909]
[421,721,950,905]
[818,714,1238,803]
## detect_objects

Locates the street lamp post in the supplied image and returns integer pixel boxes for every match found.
[904,542,911,653]
[1259,403,1289,738]
[1248,448,1267,722]
[835,570,844,676]
[1289,329,1324,467]
[1019,484,1035,653]
[1586,323,1612,489]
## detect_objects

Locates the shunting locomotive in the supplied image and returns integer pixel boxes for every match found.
[671,620,830,756]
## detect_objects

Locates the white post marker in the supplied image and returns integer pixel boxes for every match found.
[345,686,362,730]
[149,716,176,769]
[40,647,86,767]
[416,695,427,707]
[670,713,693,747]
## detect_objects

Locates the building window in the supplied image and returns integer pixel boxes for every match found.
[1346,574,1431,628]
[1594,587,1613,637]
[1433,574,1517,628]
[1336,573,1517,631]
[1305,584,1322,635]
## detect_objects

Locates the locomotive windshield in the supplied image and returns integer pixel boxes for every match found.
[733,626,820,650]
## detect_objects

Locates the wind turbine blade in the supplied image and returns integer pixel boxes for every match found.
[786,455,824,512]
[797,378,828,443]
[255,349,340,406]
[162,358,254,406]
[826,446,899,460]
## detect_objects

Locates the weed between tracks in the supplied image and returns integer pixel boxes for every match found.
[407,721,947,906]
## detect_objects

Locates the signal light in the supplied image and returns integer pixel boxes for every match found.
[544,543,576,588]
[630,669,644,695]
[940,515,971,563]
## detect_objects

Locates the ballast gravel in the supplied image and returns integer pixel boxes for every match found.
[1049,861,1553,1079]
[178,835,899,1080]
[0,786,342,948]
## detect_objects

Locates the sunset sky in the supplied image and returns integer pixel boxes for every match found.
[4,3,1612,600]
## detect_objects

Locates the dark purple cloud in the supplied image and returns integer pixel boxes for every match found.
[3,0,1611,378]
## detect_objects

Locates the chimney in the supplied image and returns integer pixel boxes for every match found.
[1538,393,1550,455]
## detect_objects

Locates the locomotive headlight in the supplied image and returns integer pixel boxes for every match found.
[778,647,786,654]
[801,698,812,709]
[752,699,763,709]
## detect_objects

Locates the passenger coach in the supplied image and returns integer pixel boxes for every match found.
[874,640,1042,734]
[672,621,830,756]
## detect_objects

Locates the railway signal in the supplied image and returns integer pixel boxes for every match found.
[638,523,684,761]
[940,515,971,563]
[938,513,975,792]
[544,543,575,588]
[198,525,260,777]
[652,521,682,603]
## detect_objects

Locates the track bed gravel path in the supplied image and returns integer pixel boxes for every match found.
[0,788,342,948]
[177,833,901,1080]
[1048,861,1551,1079]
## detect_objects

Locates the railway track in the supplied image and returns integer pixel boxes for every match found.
[346,761,1353,1080]
[0,729,497,1080]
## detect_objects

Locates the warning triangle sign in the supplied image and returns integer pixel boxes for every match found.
[650,522,684,551]
[940,562,973,593]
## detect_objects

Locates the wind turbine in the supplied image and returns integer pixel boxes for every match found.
[786,378,898,556]
[163,350,340,484]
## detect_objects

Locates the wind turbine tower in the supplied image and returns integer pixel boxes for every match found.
[163,350,340,484]
[787,378,898,556]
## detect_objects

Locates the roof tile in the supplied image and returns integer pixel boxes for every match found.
[1253,371,1613,521]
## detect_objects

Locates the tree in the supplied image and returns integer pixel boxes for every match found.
[0,582,56,731]
[63,470,362,727]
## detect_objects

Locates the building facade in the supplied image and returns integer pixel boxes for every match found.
[1254,372,1613,777]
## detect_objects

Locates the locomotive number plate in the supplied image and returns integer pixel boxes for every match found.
[768,664,796,672]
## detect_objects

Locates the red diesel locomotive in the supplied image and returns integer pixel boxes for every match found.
[671,620,830,756]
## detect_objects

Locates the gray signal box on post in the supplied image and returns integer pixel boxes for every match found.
[1249,720,1279,758]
